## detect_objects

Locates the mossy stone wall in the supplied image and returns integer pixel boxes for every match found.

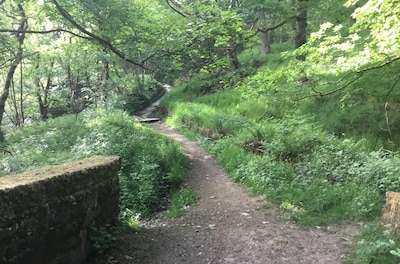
[0,155,120,264]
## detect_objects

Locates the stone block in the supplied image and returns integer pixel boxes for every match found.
[0,155,120,264]
[382,191,400,232]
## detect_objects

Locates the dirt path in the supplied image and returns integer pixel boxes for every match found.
[97,121,361,264]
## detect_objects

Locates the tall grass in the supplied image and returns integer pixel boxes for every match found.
[163,72,400,227]
[161,49,400,260]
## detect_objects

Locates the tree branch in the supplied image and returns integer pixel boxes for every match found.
[385,72,400,97]
[51,0,148,70]
[257,16,296,33]
[0,28,91,40]
[297,56,400,99]
[240,16,297,44]
[0,147,13,155]
[165,0,191,17]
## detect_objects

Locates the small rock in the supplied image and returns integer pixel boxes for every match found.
[107,256,119,264]
[224,257,235,263]
[208,224,216,230]
[209,196,216,199]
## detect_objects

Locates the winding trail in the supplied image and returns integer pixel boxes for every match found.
[99,119,361,264]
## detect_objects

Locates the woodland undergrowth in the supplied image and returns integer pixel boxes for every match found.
[0,108,187,251]
[159,44,400,262]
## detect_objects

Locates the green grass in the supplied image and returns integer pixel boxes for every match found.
[162,66,400,228]
[346,223,400,264]
[0,108,189,252]
[165,188,197,219]
[1,108,187,218]
[160,48,400,262]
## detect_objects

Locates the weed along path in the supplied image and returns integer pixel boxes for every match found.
[98,120,361,264]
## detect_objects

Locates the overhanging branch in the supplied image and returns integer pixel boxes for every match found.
[0,28,91,39]
[298,56,400,99]
[242,16,296,43]
[165,0,192,17]
[51,0,148,70]
[257,16,296,33]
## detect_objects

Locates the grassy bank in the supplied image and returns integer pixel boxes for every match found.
[0,108,187,219]
[159,71,400,262]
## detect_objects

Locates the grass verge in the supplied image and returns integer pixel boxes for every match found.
[165,188,197,219]
[160,72,400,262]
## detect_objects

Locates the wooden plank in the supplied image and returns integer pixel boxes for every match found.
[138,118,160,123]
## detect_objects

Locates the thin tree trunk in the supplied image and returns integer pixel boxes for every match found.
[0,3,27,141]
[0,63,18,141]
[35,55,52,121]
[37,75,51,120]
[258,10,272,55]
[229,47,241,71]
[291,0,297,45]
[230,55,240,71]
[295,0,308,60]
[19,58,24,125]
[10,77,21,127]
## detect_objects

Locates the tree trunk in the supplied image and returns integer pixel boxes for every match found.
[0,63,18,142]
[19,58,24,125]
[9,55,25,128]
[258,10,272,55]
[229,47,241,71]
[10,76,22,127]
[295,0,308,60]
[35,56,52,121]
[0,3,27,142]
[37,76,51,120]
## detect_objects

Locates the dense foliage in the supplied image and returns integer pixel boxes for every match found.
[0,109,187,217]
[161,65,400,263]
[162,82,398,224]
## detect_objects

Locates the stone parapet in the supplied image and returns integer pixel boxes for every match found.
[0,155,120,264]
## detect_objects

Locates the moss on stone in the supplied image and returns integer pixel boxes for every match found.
[0,155,120,189]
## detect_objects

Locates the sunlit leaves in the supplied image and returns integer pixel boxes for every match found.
[293,0,400,82]
[351,0,400,56]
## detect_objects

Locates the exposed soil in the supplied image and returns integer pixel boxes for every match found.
[94,120,361,264]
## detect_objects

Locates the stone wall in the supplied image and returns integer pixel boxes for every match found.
[0,155,121,264]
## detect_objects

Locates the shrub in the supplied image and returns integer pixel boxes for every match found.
[346,223,400,264]
[1,109,187,218]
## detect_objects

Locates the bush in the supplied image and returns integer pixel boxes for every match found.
[346,223,400,264]
[1,109,187,218]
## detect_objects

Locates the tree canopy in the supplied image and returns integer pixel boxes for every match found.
[0,0,399,141]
